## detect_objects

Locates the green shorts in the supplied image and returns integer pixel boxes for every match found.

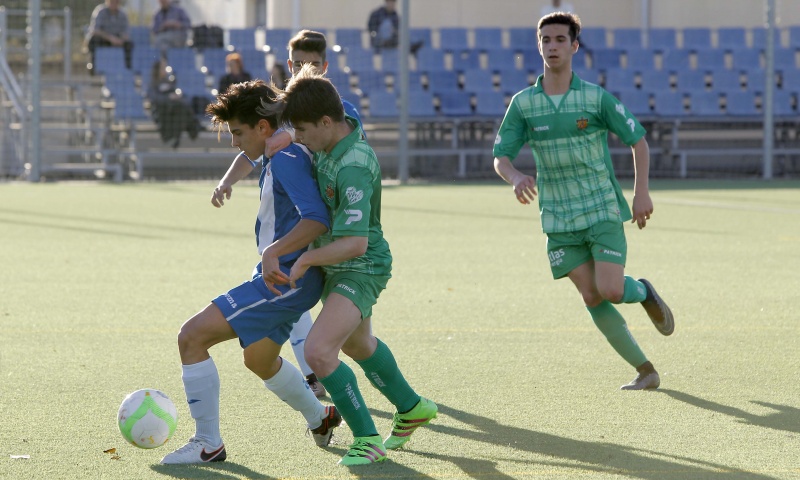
[545,220,627,279]
[321,271,390,319]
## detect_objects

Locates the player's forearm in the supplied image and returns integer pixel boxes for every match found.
[494,156,521,185]
[632,138,650,195]
[263,219,328,260]
[299,236,368,267]
[219,155,255,186]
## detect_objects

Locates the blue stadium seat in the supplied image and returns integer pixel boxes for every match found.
[572,48,587,69]
[616,89,651,116]
[326,70,352,92]
[773,48,797,71]
[408,91,437,117]
[131,45,160,76]
[486,48,518,73]
[710,69,742,92]
[639,69,673,92]
[789,26,800,49]
[265,28,292,51]
[410,28,433,50]
[591,48,622,71]
[474,27,503,51]
[103,72,137,97]
[228,28,257,50]
[498,69,530,95]
[781,69,800,90]
[579,27,607,50]
[439,27,468,52]
[675,69,707,92]
[508,27,537,50]
[326,49,344,72]
[624,48,656,71]
[112,87,148,122]
[238,48,267,73]
[368,91,398,117]
[335,28,363,50]
[773,90,796,116]
[717,27,746,49]
[176,70,213,104]
[613,28,643,49]
[345,47,375,74]
[415,48,447,73]
[456,49,482,72]
[688,91,722,116]
[474,90,507,116]
[744,68,766,93]
[166,47,196,75]
[129,26,151,47]
[725,91,758,116]
[648,28,677,50]
[438,91,473,116]
[682,28,711,49]
[604,68,637,91]
[752,27,782,50]
[462,68,495,93]
[339,89,362,110]
[653,91,686,116]
[427,70,460,94]
[661,48,691,72]
[380,49,400,73]
[574,68,601,84]
[94,47,127,75]
[356,70,387,95]
[202,48,227,77]
[730,47,762,71]
[694,48,726,70]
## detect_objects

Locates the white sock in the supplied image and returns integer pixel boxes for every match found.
[289,311,314,377]
[264,358,325,429]
[182,357,222,446]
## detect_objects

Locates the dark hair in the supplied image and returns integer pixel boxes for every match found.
[287,29,327,62]
[538,12,582,44]
[278,65,344,127]
[206,79,280,134]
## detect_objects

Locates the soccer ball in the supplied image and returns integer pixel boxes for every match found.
[117,389,178,449]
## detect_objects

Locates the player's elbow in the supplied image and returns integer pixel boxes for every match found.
[346,236,368,257]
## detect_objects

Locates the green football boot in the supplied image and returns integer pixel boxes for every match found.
[338,435,388,466]
[384,397,438,450]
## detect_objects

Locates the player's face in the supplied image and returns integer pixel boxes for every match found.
[293,118,332,153]
[538,24,577,71]
[227,118,272,161]
[288,50,328,76]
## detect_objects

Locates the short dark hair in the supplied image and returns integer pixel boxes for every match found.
[538,12,582,44]
[288,29,327,63]
[206,79,280,134]
[279,65,344,127]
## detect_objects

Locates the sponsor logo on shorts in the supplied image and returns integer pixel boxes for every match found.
[549,248,566,267]
[224,294,237,308]
[336,283,357,295]
[602,249,622,257]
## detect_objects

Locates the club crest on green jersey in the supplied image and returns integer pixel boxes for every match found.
[576,117,588,130]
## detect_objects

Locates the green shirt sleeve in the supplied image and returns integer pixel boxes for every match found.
[493,91,529,161]
[600,90,646,146]
[331,165,372,238]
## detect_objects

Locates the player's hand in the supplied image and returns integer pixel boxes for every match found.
[288,255,310,290]
[211,183,233,208]
[261,250,290,295]
[631,192,653,229]
[264,131,292,158]
[512,174,537,205]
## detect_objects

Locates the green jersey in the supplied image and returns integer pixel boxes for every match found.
[313,116,392,277]
[493,73,646,233]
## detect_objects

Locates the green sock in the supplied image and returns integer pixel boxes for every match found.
[619,276,648,304]
[356,338,420,413]
[318,361,377,437]
[587,300,648,368]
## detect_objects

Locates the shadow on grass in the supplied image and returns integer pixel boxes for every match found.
[660,389,800,434]
[373,403,779,480]
[151,461,276,479]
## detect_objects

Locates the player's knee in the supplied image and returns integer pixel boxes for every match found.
[598,284,624,303]
[580,290,604,307]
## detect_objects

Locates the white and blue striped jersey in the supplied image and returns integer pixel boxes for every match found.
[254,142,329,265]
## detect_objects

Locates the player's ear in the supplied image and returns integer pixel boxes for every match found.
[322,60,329,74]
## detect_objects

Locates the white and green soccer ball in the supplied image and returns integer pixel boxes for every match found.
[117,389,178,449]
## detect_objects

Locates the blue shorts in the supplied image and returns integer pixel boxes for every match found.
[211,263,323,348]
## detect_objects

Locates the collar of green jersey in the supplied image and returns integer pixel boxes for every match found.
[324,115,360,161]
[533,71,582,94]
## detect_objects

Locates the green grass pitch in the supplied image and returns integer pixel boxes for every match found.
[1,179,799,479]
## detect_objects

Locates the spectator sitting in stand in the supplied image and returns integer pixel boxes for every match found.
[217,53,252,95]
[367,0,423,53]
[85,0,133,74]
[152,0,191,52]
[147,58,201,148]
[270,63,289,89]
